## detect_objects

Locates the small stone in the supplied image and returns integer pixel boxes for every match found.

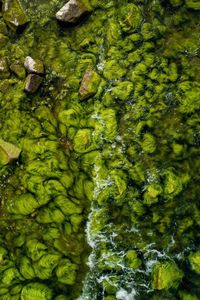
[0,139,21,165]
[0,57,10,79]
[56,0,90,24]
[10,60,25,78]
[24,56,44,75]
[2,0,29,32]
[79,68,101,100]
[24,74,43,93]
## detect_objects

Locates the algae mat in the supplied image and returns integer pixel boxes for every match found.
[0,0,200,299]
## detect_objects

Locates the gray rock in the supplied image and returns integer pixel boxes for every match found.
[24,74,43,93]
[24,56,44,75]
[56,0,90,24]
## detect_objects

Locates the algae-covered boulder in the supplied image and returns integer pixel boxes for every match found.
[143,183,162,205]
[56,259,78,285]
[125,250,141,269]
[0,57,10,79]
[118,3,141,33]
[56,0,91,24]
[73,128,96,153]
[2,0,29,32]
[10,60,26,78]
[21,282,52,300]
[24,56,44,75]
[185,0,200,9]
[111,81,133,101]
[152,261,183,290]
[0,139,21,165]
[79,68,101,100]
[8,193,39,215]
[24,74,43,93]
[188,251,200,274]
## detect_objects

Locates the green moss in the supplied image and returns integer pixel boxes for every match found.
[118,3,142,33]
[2,0,29,32]
[111,81,133,101]
[188,251,200,274]
[185,0,200,9]
[179,291,199,300]
[125,250,141,269]
[21,283,52,300]
[56,259,78,285]
[73,128,96,153]
[152,261,183,290]
[143,183,162,205]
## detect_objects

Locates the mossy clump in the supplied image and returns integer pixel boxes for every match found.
[152,262,183,290]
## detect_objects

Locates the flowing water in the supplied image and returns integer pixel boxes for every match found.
[0,0,200,299]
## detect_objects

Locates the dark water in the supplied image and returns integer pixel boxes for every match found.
[0,0,200,299]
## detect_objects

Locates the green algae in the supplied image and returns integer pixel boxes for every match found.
[0,0,199,299]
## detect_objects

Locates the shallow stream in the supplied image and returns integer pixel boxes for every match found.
[0,0,200,299]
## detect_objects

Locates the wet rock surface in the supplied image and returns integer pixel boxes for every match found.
[0,0,199,299]
[79,68,101,100]
[10,60,26,78]
[0,139,21,165]
[56,0,90,24]
[24,73,43,93]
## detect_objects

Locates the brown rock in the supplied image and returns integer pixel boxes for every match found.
[79,68,101,100]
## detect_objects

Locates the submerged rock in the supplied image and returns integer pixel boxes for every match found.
[10,60,25,78]
[0,57,10,79]
[0,139,21,165]
[56,0,90,24]
[189,251,200,274]
[24,56,44,75]
[79,68,101,100]
[24,74,43,93]
[2,0,29,32]
[152,261,183,290]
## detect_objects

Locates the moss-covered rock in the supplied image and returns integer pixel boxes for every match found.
[10,60,26,78]
[79,68,101,100]
[188,251,200,274]
[0,138,21,165]
[2,0,29,32]
[152,261,183,290]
